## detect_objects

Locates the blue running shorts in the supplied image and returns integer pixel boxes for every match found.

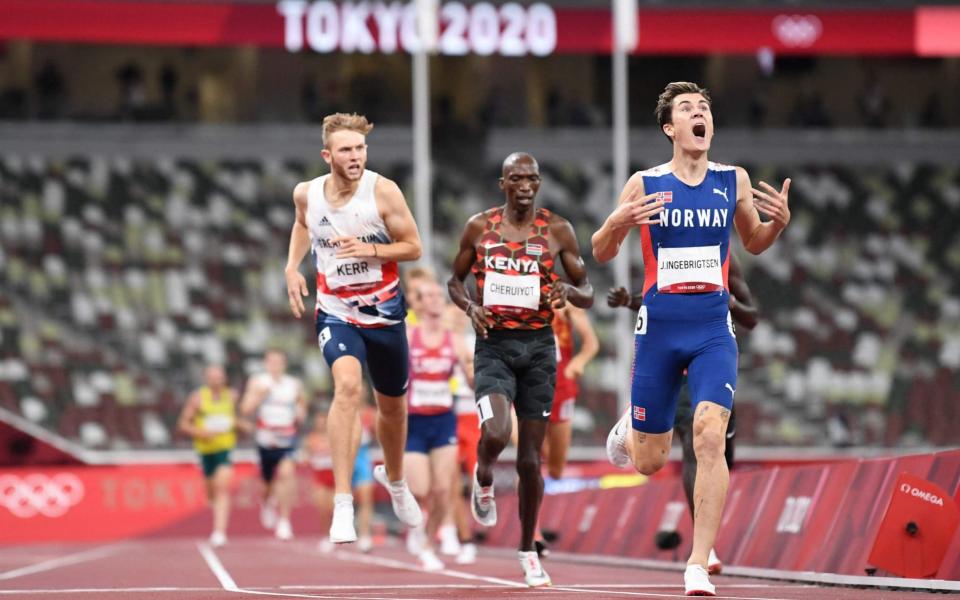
[315,311,409,397]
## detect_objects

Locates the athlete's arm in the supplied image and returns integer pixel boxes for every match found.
[447,213,493,338]
[335,177,422,262]
[733,167,791,255]
[606,287,643,312]
[239,377,267,419]
[176,391,207,440]
[565,307,599,380]
[727,254,758,330]
[453,332,475,389]
[295,385,308,426]
[591,173,664,264]
[550,216,594,309]
[285,182,312,319]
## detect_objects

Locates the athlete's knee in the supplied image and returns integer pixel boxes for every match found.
[333,375,363,404]
[377,397,406,421]
[515,450,542,480]
[480,422,511,452]
[692,428,725,463]
[632,452,668,476]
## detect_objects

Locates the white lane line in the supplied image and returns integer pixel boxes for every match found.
[196,542,239,591]
[0,544,124,581]
[333,549,527,588]
[197,542,418,600]
[0,587,220,595]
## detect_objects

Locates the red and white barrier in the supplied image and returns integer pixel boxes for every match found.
[485,449,960,580]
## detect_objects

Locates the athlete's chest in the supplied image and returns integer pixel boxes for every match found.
[652,177,733,233]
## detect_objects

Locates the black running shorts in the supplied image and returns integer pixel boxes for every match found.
[474,328,557,421]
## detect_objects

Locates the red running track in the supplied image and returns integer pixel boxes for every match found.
[0,537,949,600]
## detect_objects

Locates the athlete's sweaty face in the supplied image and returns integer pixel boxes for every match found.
[264,351,287,378]
[323,130,367,181]
[665,93,713,153]
[204,365,226,389]
[499,158,541,211]
[417,281,447,320]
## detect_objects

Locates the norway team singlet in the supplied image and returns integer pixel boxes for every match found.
[630,161,739,434]
[638,161,737,322]
[472,207,559,330]
[407,328,457,416]
[305,169,405,327]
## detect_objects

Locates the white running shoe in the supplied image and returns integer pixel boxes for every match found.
[470,466,497,526]
[329,496,358,544]
[439,525,461,556]
[357,536,373,553]
[260,500,278,530]
[518,551,551,587]
[275,518,293,541]
[606,410,632,468]
[455,542,477,565]
[707,548,723,575]
[373,465,424,528]
[419,548,445,572]
[317,537,335,554]
[684,564,716,596]
[406,523,426,556]
[209,531,227,548]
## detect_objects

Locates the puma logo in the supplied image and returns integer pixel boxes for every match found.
[725,383,736,397]
[713,187,728,203]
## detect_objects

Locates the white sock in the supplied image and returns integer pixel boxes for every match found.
[334,493,354,507]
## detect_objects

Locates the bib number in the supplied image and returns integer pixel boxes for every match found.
[410,380,453,409]
[204,414,234,434]
[482,271,540,311]
[634,305,648,335]
[260,404,295,428]
[326,258,383,290]
[657,245,723,293]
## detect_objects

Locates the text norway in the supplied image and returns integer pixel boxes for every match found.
[900,483,944,506]
[661,208,728,228]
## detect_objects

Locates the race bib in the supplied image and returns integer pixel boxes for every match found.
[325,258,383,290]
[410,379,454,409]
[657,245,723,293]
[482,271,540,310]
[204,414,234,434]
[260,403,295,428]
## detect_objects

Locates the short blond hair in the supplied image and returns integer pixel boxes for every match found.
[322,112,374,148]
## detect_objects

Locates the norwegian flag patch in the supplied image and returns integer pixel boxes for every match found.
[633,406,646,421]
[657,191,673,203]
[526,243,543,256]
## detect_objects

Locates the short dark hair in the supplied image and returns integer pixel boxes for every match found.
[655,82,712,141]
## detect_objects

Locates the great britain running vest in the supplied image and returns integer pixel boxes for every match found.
[638,161,737,321]
[472,207,559,330]
[305,170,405,327]
[254,373,301,448]
[407,327,457,416]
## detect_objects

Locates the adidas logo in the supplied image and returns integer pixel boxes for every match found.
[318,216,331,226]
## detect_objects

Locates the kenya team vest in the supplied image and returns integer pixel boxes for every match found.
[472,207,559,330]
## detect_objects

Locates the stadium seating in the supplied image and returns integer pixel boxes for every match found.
[2,154,958,449]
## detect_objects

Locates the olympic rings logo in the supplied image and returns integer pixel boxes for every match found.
[0,473,85,518]
[772,15,823,48]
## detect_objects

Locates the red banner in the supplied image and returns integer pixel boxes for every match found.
[0,0,925,56]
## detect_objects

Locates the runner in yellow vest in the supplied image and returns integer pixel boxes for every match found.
[177,365,239,547]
